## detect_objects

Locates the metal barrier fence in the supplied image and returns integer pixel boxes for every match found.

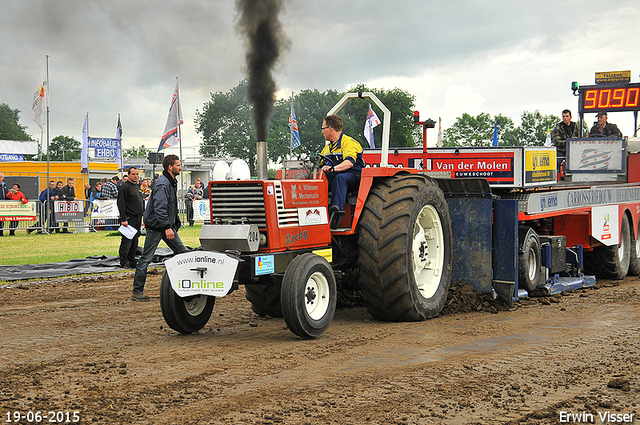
[0,199,203,236]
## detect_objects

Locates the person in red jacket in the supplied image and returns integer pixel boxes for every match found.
[6,183,28,236]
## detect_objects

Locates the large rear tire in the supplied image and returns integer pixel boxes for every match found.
[357,174,453,321]
[245,276,283,317]
[281,253,337,339]
[160,270,215,334]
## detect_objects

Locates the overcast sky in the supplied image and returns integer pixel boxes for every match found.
[1,0,639,156]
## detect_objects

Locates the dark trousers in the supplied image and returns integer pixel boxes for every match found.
[186,201,194,225]
[119,216,142,267]
[325,168,361,210]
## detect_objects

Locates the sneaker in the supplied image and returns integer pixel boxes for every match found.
[131,292,150,302]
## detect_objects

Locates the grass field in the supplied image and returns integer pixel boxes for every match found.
[0,225,204,266]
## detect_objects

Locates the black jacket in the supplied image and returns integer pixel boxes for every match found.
[117,181,144,222]
[143,170,180,232]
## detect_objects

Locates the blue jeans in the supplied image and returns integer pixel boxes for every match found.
[325,169,361,210]
[132,228,187,294]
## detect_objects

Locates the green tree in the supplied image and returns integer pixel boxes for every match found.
[442,113,515,147]
[503,110,560,146]
[48,135,81,161]
[123,144,153,159]
[0,103,32,141]
[195,81,420,175]
[195,80,257,173]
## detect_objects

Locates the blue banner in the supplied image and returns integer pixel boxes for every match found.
[87,138,120,160]
[0,154,24,161]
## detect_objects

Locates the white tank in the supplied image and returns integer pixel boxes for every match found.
[229,159,251,180]
[211,160,231,181]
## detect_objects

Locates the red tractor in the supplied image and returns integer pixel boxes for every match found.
[160,93,461,338]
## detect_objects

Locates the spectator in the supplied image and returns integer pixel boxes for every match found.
[90,182,108,203]
[59,178,79,233]
[6,183,28,235]
[551,109,579,157]
[589,112,622,138]
[185,185,195,226]
[0,172,8,236]
[83,183,92,215]
[38,180,57,234]
[102,176,119,200]
[117,167,144,269]
[140,178,151,200]
[132,155,188,301]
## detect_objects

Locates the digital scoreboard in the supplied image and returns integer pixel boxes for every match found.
[578,83,640,114]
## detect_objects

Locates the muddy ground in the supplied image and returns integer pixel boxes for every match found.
[0,272,638,424]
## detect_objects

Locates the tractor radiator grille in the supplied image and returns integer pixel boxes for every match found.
[209,183,267,228]
[273,181,299,227]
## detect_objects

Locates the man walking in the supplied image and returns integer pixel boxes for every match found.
[117,167,144,269]
[131,155,188,301]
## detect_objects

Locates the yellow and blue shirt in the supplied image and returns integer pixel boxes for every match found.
[320,133,365,171]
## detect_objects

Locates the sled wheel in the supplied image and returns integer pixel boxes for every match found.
[628,218,640,276]
[586,213,631,280]
[358,174,453,321]
[518,229,541,292]
[281,253,336,339]
[160,270,215,334]
[245,275,283,317]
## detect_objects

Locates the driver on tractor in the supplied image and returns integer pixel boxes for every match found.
[320,114,365,228]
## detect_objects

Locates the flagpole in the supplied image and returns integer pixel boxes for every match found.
[289,92,294,160]
[176,77,185,199]
[45,55,50,214]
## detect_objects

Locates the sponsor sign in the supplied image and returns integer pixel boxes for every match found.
[0,153,24,161]
[524,150,556,183]
[0,201,36,222]
[297,207,328,225]
[567,138,624,173]
[165,251,239,297]
[255,255,275,275]
[90,199,119,219]
[424,152,515,184]
[282,181,325,208]
[193,199,211,221]
[595,70,631,85]
[527,186,640,214]
[591,205,619,246]
[54,201,84,222]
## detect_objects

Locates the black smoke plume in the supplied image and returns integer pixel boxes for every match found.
[236,0,287,141]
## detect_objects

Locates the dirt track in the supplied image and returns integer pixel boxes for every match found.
[1,272,638,424]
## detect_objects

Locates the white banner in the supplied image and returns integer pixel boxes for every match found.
[91,199,119,219]
[193,199,210,221]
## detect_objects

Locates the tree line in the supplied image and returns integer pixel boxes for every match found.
[2,84,575,169]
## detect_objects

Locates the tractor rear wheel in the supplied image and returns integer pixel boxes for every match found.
[357,174,452,321]
[160,270,215,334]
[245,276,283,317]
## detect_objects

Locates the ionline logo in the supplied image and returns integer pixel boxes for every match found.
[178,279,225,289]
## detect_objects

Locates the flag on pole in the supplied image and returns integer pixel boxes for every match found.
[289,103,301,149]
[492,121,498,146]
[544,128,552,147]
[31,64,47,130]
[116,114,123,167]
[81,113,89,171]
[364,104,381,148]
[437,117,443,147]
[158,80,183,151]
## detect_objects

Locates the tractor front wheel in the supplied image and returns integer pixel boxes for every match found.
[280,253,337,339]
